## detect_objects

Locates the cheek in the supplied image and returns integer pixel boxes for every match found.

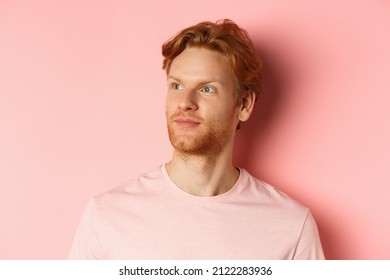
[165,95,174,111]
[208,109,231,125]
[165,101,180,121]
[165,92,179,106]
[216,105,240,126]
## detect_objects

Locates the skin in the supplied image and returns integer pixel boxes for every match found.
[165,47,256,196]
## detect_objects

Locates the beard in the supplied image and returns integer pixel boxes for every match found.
[166,112,235,157]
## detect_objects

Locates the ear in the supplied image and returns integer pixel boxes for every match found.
[237,91,256,122]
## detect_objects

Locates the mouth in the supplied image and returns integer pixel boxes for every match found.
[174,118,201,128]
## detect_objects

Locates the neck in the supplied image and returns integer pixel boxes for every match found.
[165,147,239,197]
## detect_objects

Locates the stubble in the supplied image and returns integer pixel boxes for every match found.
[166,111,236,160]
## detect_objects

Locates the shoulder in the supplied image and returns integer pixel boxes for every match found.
[91,167,164,211]
[239,169,309,218]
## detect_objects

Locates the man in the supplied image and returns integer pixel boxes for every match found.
[69,19,325,259]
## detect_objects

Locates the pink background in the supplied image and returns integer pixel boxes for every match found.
[1,0,389,259]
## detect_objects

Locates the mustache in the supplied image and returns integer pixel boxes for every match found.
[169,112,203,122]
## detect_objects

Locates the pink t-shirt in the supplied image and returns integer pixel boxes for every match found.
[69,165,325,259]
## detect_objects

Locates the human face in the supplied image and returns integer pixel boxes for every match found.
[165,47,240,157]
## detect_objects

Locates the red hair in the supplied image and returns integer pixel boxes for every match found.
[162,19,263,101]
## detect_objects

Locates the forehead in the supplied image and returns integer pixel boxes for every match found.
[168,47,234,83]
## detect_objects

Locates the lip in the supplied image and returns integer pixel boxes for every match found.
[174,118,201,128]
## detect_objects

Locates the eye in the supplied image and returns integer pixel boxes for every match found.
[200,86,216,94]
[170,82,184,91]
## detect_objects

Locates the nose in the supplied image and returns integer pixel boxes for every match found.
[178,89,198,111]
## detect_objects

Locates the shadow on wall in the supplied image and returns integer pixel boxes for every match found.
[233,40,290,171]
[233,40,333,259]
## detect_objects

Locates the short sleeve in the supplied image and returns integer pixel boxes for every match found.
[68,198,108,259]
[293,210,325,260]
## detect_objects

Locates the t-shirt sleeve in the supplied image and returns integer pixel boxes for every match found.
[68,198,108,259]
[293,210,325,260]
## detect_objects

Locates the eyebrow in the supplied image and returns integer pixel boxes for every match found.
[167,75,221,85]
